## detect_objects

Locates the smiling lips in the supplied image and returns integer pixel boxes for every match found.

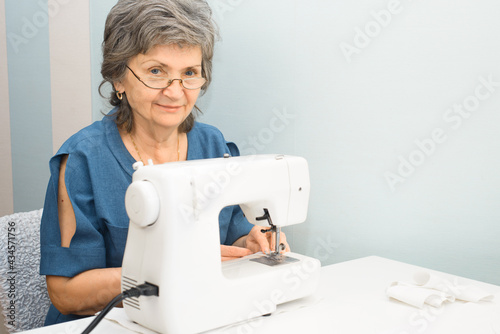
[156,103,183,112]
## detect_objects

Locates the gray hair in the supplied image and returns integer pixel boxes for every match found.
[99,0,218,133]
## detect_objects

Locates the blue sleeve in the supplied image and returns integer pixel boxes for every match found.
[226,141,240,157]
[219,140,254,245]
[40,151,106,277]
[223,206,253,245]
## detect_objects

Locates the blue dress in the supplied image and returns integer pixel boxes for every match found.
[39,111,253,325]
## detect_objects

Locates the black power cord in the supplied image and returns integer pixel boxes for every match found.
[81,282,159,334]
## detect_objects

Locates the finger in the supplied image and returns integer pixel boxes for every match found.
[254,227,271,254]
[282,240,290,253]
[221,256,240,262]
[221,245,252,258]
[279,232,290,253]
[267,231,290,253]
[267,231,275,252]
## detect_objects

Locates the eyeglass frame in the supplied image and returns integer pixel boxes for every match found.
[125,65,206,90]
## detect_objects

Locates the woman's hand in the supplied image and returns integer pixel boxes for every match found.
[220,245,252,261]
[245,226,290,254]
[223,226,290,262]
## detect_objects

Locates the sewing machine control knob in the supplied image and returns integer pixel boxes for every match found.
[125,180,160,227]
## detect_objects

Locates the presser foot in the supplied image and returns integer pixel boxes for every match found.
[249,253,299,266]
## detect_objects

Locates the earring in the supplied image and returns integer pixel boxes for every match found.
[116,91,123,100]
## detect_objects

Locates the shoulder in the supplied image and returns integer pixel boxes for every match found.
[190,122,225,140]
[58,116,112,155]
[188,122,240,158]
[49,115,119,174]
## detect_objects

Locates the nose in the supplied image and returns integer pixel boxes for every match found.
[162,79,184,99]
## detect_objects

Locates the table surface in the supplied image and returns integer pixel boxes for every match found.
[21,256,500,334]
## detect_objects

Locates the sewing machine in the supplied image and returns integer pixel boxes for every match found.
[121,154,321,333]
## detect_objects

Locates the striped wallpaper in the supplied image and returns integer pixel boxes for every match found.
[0,0,113,215]
[0,0,13,216]
[0,0,248,215]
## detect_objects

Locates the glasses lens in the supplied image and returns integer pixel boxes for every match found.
[143,76,169,89]
[141,76,206,90]
[182,78,206,90]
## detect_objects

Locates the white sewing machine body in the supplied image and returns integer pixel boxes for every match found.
[121,154,321,333]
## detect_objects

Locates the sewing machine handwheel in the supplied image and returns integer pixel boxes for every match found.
[125,180,160,227]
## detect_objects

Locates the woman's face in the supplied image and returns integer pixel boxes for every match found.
[115,44,203,132]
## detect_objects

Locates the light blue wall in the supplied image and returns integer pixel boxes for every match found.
[89,0,115,121]
[198,0,500,284]
[5,0,53,212]
[2,0,499,285]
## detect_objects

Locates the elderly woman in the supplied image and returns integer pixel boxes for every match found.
[40,0,287,325]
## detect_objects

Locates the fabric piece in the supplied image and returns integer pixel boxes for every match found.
[387,271,494,309]
[413,271,494,303]
[386,282,455,308]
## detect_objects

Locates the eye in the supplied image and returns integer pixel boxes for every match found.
[184,69,197,77]
[150,68,161,75]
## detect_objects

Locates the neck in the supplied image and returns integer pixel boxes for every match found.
[122,125,183,164]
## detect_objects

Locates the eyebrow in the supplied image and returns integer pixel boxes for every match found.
[141,60,202,69]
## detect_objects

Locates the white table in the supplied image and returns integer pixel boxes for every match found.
[22,256,500,333]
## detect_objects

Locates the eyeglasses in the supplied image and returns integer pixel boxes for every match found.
[126,66,206,90]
